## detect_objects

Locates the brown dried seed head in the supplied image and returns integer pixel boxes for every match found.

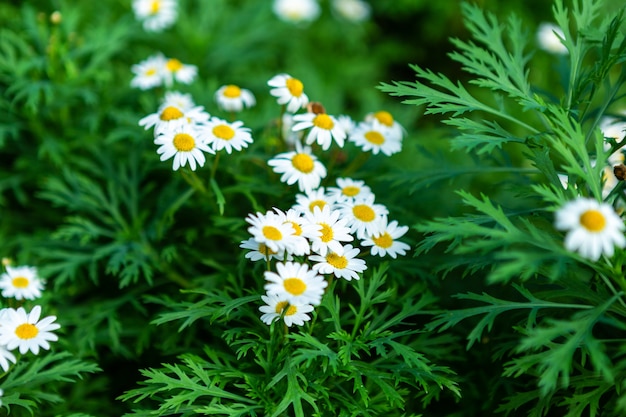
[307,102,326,115]
[614,164,626,181]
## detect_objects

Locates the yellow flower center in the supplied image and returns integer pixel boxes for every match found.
[159,106,184,121]
[173,133,195,152]
[12,277,29,288]
[275,300,289,314]
[309,200,326,212]
[326,252,348,269]
[374,111,394,127]
[373,232,393,248]
[364,131,385,145]
[258,243,277,256]
[262,226,282,241]
[320,223,334,242]
[286,221,302,236]
[223,85,242,98]
[580,209,606,232]
[166,58,183,72]
[291,153,315,173]
[286,78,304,97]
[284,278,306,296]
[313,114,334,130]
[342,186,360,197]
[15,323,39,340]
[145,68,157,76]
[285,305,298,316]
[353,204,376,222]
[150,0,160,14]
[213,124,235,140]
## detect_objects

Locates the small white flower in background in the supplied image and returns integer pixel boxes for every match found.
[162,58,197,87]
[326,177,373,203]
[200,118,253,154]
[292,112,347,151]
[309,244,367,281]
[0,305,60,355]
[364,110,405,142]
[246,209,298,254]
[537,22,568,55]
[361,217,411,258]
[281,113,304,146]
[332,0,371,22]
[214,85,256,112]
[132,0,178,32]
[264,261,327,305]
[335,115,357,136]
[268,143,327,193]
[0,265,44,300]
[599,116,626,199]
[139,103,210,136]
[268,74,310,113]
[240,238,290,262]
[292,187,337,215]
[555,197,625,261]
[259,293,314,327]
[154,124,214,171]
[349,120,402,156]
[272,0,320,24]
[302,205,354,256]
[130,54,166,90]
[161,91,196,111]
[0,345,16,372]
[339,194,388,240]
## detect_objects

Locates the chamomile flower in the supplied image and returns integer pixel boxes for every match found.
[339,195,388,239]
[303,205,353,256]
[268,143,327,193]
[335,114,357,136]
[246,209,297,253]
[309,244,366,281]
[268,74,309,113]
[555,197,625,261]
[0,305,60,355]
[0,265,44,300]
[264,261,327,305]
[537,22,568,55]
[365,111,405,142]
[130,54,166,90]
[292,112,346,151]
[162,58,197,87]
[361,217,411,258]
[272,0,321,24]
[139,103,210,136]
[259,293,314,327]
[214,85,256,112]
[332,0,371,22]
[133,0,178,31]
[240,238,290,262]
[154,124,214,171]
[326,177,373,203]
[200,118,253,154]
[349,121,402,156]
[277,208,317,256]
[0,345,16,372]
[293,187,337,215]
[161,91,196,111]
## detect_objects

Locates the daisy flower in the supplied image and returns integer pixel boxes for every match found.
[154,124,214,171]
[361,217,411,258]
[246,209,298,253]
[272,0,321,24]
[537,22,568,55]
[132,0,178,32]
[326,177,373,203]
[130,54,166,90]
[332,0,371,22]
[259,293,314,327]
[139,103,210,136]
[161,91,196,111]
[268,74,309,113]
[0,265,44,300]
[0,345,16,372]
[335,114,357,136]
[163,57,197,87]
[214,85,256,112]
[339,195,388,239]
[264,261,327,305]
[554,197,625,261]
[309,244,366,281]
[293,187,337,215]
[365,110,405,142]
[0,305,61,355]
[349,120,402,156]
[292,112,346,151]
[268,143,327,193]
[276,208,317,256]
[200,118,253,154]
[302,205,353,256]
[240,238,290,262]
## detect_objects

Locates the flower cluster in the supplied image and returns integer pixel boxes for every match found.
[272,0,371,24]
[132,0,178,32]
[131,54,197,90]
[0,263,61,375]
